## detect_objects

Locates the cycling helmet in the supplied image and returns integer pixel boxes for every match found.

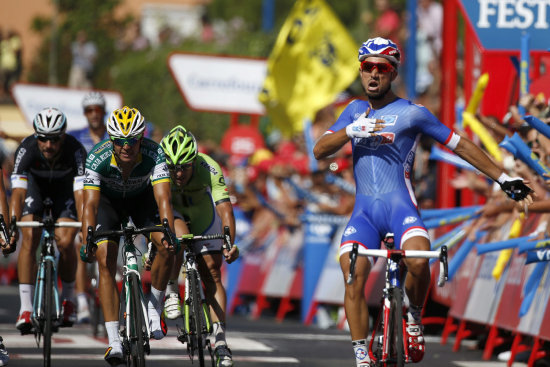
[82,91,106,110]
[358,37,401,66]
[106,106,145,138]
[160,125,198,165]
[33,107,67,136]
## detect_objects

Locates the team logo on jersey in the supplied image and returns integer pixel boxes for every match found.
[403,216,418,225]
[381,115,398,126]
[356,132,395,150]
[344,226,357,236]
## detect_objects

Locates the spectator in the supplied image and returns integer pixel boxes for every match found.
[68,30,97,89]
[0,30,22,100]
[416,0,443,96]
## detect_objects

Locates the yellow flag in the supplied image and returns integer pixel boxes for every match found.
[259,0,358,137]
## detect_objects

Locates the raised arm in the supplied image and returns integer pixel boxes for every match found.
[453,136,534,204]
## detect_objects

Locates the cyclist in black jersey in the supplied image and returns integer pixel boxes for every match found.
[9,107,86,334]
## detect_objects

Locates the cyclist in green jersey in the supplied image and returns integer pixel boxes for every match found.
[80,106,177,366]
[160,125,238,367]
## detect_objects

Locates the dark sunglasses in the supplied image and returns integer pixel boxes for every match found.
[84,106,104,114]
[361,60,394,73]
[167,162,193,171]
[111,136,141,147]
[36,134,62,143]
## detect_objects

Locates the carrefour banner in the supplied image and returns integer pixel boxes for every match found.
[459,1,550,51]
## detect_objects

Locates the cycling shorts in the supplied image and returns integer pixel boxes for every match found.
[174,209,222,255]
[22,176,77,220]
[95,187,159,244]
[339,191,429,257]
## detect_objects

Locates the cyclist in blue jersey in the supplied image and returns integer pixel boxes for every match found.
[69,91,110,323]
[313,37,534,367]
[69,91,109,152]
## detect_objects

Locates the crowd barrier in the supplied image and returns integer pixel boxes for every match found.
[1,205,550,365]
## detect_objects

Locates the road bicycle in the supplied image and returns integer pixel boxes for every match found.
[347,234,448,367]
[14,198,82,367]
[173,226,231,367]
[82,218,174,367]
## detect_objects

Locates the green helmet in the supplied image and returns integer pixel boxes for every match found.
[160,125,198,165]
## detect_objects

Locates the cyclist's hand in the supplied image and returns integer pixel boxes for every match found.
[223,244,239,264]
[2,232,18,257]
[497,173,534,203]
[345,112,385,138]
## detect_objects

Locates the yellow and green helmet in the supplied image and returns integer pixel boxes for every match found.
[160,125,198,165]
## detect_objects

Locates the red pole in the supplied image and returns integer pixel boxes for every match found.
[437,0,458,209]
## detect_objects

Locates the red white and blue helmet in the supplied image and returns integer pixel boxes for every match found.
[358,37,401,66]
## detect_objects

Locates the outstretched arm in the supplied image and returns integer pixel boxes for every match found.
[453,136,534,205]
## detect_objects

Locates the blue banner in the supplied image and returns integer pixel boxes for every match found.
[460,1,549,51]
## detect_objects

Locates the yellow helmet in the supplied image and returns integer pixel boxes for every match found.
[107,106,145,138]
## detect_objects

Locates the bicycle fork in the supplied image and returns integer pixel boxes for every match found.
[121,250,151,354]
[33,255,61,341]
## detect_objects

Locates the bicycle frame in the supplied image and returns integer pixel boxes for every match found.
[120,232,151,357]
[16,200,82,367]
[86,219,173,367]
[177,227,231,367]
[347,240,448,366]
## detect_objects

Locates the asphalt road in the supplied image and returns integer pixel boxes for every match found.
[0,285,530,366]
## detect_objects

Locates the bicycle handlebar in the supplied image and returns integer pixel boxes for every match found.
[347,245,449,287]
[16,221,82,228]
[80,218,174,263]
[179,226,232,251]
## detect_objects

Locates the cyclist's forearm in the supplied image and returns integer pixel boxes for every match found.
[313,130,349,160]
[154,182,175,232]
[452,137,502,181]
[81,189,99,237]
[216,201,236,243]
[9,188,25,221]
[74,189,84,222]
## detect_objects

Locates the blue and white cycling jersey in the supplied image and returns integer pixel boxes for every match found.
[326,98,460,252]
[69,127,109,153]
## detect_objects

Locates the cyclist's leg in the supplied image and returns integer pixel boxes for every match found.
[74,233,91,323]
[133,188,172,339]
[164,215,186,320]
[391,198,431,363]
[339,196,385,367]
[16,214,41,332]
[197,252,225,334]
[95,195,124,363]
[55,221,79,327]
[15,182,43,331]
[53,194,80,327]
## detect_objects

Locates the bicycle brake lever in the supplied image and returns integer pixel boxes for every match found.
[222,226,231,251]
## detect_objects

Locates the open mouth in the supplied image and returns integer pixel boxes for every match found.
[368,79,379,91]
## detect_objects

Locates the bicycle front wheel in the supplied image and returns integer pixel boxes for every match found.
[43,260,54,367]
[189,270,205,367]
[388,287,404,367]
[129,273,146,367]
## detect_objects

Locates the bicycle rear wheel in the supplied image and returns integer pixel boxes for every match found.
[43,260,54,367]
[189,270,205,367]
[388,287,404,367]
[129,273,146,367]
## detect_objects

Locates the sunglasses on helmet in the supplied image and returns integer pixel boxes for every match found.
[110,135,142,147]
[360,60,395,73]
[36,134,63,143]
